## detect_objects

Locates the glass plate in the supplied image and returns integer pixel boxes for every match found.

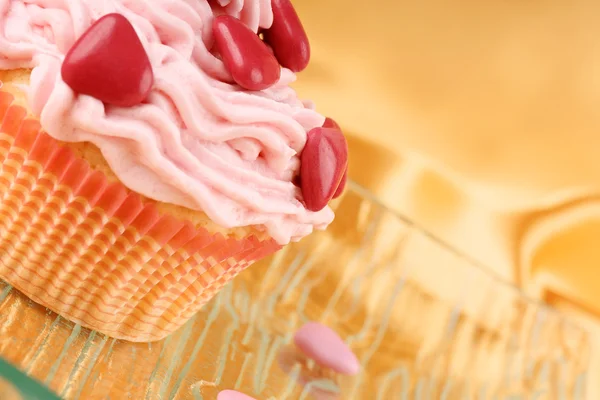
[0,357,61,399]
[0,182,591,399]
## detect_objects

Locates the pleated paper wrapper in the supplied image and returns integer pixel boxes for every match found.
[0,89,281,342]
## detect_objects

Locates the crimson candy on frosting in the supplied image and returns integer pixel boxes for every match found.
[263,0,310,72]
[213,15,281,91]
[333,169,348,199]
[301,127,348,212]
[323,117,348,198]
[61,13,153,107]
[323,117,340,131]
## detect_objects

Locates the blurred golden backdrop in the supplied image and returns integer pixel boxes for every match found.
[292,2,600,396]
[295,0,600,199]
[293,0,600,330]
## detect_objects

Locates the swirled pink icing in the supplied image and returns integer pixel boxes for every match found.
[0,0,334,244]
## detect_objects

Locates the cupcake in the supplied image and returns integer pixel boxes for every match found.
[0,0,348,341]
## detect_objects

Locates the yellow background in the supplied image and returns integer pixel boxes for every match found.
[293,0,600,396]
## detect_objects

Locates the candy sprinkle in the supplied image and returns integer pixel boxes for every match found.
[294,322,360,375]
[217,390,257,400]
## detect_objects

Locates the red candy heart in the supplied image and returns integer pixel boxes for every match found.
[323,117,340,130]
[333,169,348,198]
[301,127,348,212]
[323,117,347,198]
[213,15,281,91]
[61,13,153,107]
[263,0,310,72]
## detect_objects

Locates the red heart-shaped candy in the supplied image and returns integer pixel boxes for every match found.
[213,15,281,91]
[301,127,348,212]
[61,13,154,107]
[323,117,340,130]
[333,169,348,199]
[263,0,310,72]
[323,117,347,198]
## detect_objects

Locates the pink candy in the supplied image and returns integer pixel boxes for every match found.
[219,323,357,399]
[217,390,256,400]
[213,15,281,91]
[263,0,311,72]
[61,14,153,107]
[300,127,348,212]
[322,118,348,199]
[333,168,348,199]
[294,322,360,376]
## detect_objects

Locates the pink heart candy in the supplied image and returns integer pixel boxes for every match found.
[263,0,310,72]
[294,322,360,376]
[323,117,340,131]
[323,117,348,198]
[300,127,348,212]
[217,390,257,400]
[213,15,281,91]
[61,13,153,107]
[333,169,348,199]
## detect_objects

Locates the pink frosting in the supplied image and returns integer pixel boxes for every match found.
[0,0,334,244]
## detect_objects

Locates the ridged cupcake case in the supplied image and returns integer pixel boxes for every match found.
[0,88,280,342]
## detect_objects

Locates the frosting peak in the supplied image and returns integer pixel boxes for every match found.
[0,0,334,244]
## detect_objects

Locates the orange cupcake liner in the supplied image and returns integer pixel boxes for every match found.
[0,90,281,342]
